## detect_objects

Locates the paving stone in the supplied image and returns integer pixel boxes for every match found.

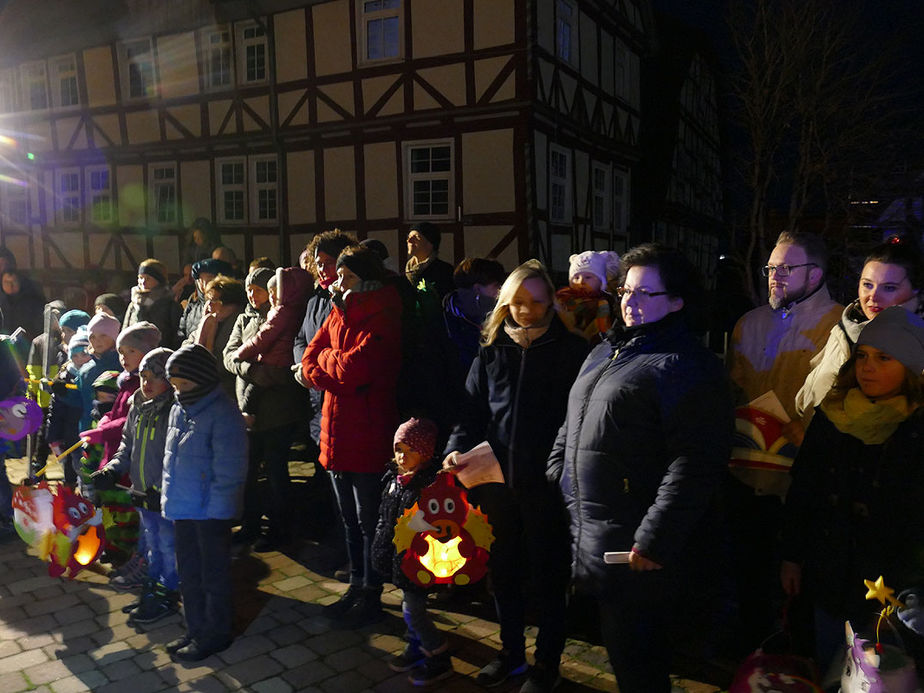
[304,629,362,656]
[0,671,30,693]
[217,633,275,665]
[57,654,97,676]
[95,669,163,693]
[273,575,312,592]
[47,669,107,693]
[266,623,306,647]
[281,660,336,689]
[7,575,58,595]
[241,613,279,636]
[0,640,21,659]
[0,648,49,675]
[326,645,373,673]
[54,604,95,627]
[251,676,294,693]
[157,660,216,685]
[32,584,66,601]
[89,640,135,666]
[317,669,371,692]
[269,643,316,668]
[176,674,228,692]
[23,593,81,618]
[23,658,73,685]
[54,617,102,642]
[100,657,142,682]
[216,653,284,688]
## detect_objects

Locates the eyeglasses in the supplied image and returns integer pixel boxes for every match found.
[760,263,817,277]
[616,286,669,300]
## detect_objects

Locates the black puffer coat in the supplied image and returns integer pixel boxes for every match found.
[548,311,733,594]
[371,462,440,591]
[782,406,924,620]
[445,314,587,489]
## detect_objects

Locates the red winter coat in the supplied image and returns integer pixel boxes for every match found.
[237,266,313,368]
[301,284,402,474]
[80,371,139,469]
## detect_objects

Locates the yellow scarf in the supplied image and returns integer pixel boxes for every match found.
[820,388,914,444]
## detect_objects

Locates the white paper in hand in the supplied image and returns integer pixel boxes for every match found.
[603,551,631,564]
[454,441,505,488]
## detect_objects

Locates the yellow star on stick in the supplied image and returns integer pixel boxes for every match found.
[864,575,905,609]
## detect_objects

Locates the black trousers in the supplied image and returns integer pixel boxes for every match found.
[469,482,571,667]
[175,519,234,647]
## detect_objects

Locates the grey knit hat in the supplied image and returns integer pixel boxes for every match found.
[246,267,274,290]
[857,306,924,375]
[166,343,219,388]
[139,347,174,382]
[116,321,162,355]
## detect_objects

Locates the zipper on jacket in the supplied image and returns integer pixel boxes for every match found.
[506,343,530,488]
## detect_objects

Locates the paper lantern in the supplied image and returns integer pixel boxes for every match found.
[47,486,107,579]
[393,474,493,588]
[11,482,55,546]
[0,397,43,440]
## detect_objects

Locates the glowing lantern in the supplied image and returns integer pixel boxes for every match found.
[12,482,55,546]
[394,474,493,588]
[46,485,107,579]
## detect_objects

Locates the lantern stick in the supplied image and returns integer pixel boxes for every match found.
[34,438,87,478]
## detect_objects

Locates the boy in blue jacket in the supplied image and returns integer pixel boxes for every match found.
[94,347,176,624]
[161,344,248,662]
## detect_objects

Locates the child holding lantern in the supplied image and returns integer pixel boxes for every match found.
[371,417,452,686]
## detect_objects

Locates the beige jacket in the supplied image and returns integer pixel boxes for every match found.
[728,284,842,427]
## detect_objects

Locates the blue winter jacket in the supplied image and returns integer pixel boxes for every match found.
[161,386,248,520]
[76,349,121,431]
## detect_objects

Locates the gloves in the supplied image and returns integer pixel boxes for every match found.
[144,486,161,513]
[90,466,118,491]
[79,428,103,445]
[51,379,69,397]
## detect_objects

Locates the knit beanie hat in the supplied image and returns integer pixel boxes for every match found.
[87,313,121,342]
[139,347,173,382]
[413,222,441,251]
[192,258,232,280]
[166,343,220,407]
[138,259,168,286]
[336,246,385,282]
[360,238,389,261]
[246,267,274,291]
[116,321,162,355]
[67,329,90,357]
[92,369,121,394]
[58,309,90,332]
[857,306,924,375]
[393,417,439,460]
[94,293,127,322]
[569,251,620,289]
[267,272,279,295]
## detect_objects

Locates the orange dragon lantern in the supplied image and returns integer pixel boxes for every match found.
[393,473,494,588]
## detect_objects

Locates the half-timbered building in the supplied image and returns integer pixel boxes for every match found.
[0,0,654,288]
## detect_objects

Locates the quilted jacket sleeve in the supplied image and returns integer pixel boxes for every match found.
[205,397,249,519]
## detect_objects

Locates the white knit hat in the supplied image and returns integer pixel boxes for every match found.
[569,251,620,288]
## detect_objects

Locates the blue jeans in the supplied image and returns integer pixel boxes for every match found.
[139,508,178,591]
[329,471,383,589]
[174,519,233,647]
[403,589,444,653]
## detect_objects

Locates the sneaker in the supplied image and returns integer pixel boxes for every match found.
[121,576,155,613]
[322,584,362,618]
[520,664,562,693]
[109,552,147,591]
[165,636,192,654]
[389,641,426,672]
[172,638,232,662]
[408,650,453,687]
[340,588,383,629]
[129,584,179,625]
[476,650,528,688]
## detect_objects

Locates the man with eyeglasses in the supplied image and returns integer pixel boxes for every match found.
[725,230,841,652]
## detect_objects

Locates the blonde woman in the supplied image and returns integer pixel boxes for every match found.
[443,260,587,692]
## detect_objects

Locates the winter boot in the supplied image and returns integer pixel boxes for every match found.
[322,584,362,619]
[389,639,425,672]
[130,581,179,625]
[340,586,383,628]
[408,646,453,687]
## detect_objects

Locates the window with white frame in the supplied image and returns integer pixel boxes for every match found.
[55,169,81,225]
[50,55,79,108]
[251,156,278,223]
[404,141,453,220]
[87,166,113,223]
[592,164,610,230]
[556,0,576,65]
[203,27,233,90]
[0,182,29,228]
[20,62,48,111]
[217,158,247,223]
[0,69,16,113]
[613,169,629,234]
[237,22,267,84]
[549,145,571,223]
[150,163,177,224]
[120,38,156,100]
[361,0,401,62]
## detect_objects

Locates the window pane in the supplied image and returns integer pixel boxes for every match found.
[224,190,244,220]
[246,44,266,82]
[258,189,277,220]
[382,17,399,58]
[431,146,451,172]
[410,148,431,173]
[367,18,383,60]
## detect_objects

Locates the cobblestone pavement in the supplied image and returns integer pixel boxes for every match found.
[1,456,723,693]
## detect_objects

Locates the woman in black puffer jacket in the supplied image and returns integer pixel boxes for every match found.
[547,244,733,693]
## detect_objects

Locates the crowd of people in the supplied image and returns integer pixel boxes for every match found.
[0,221,922,692]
